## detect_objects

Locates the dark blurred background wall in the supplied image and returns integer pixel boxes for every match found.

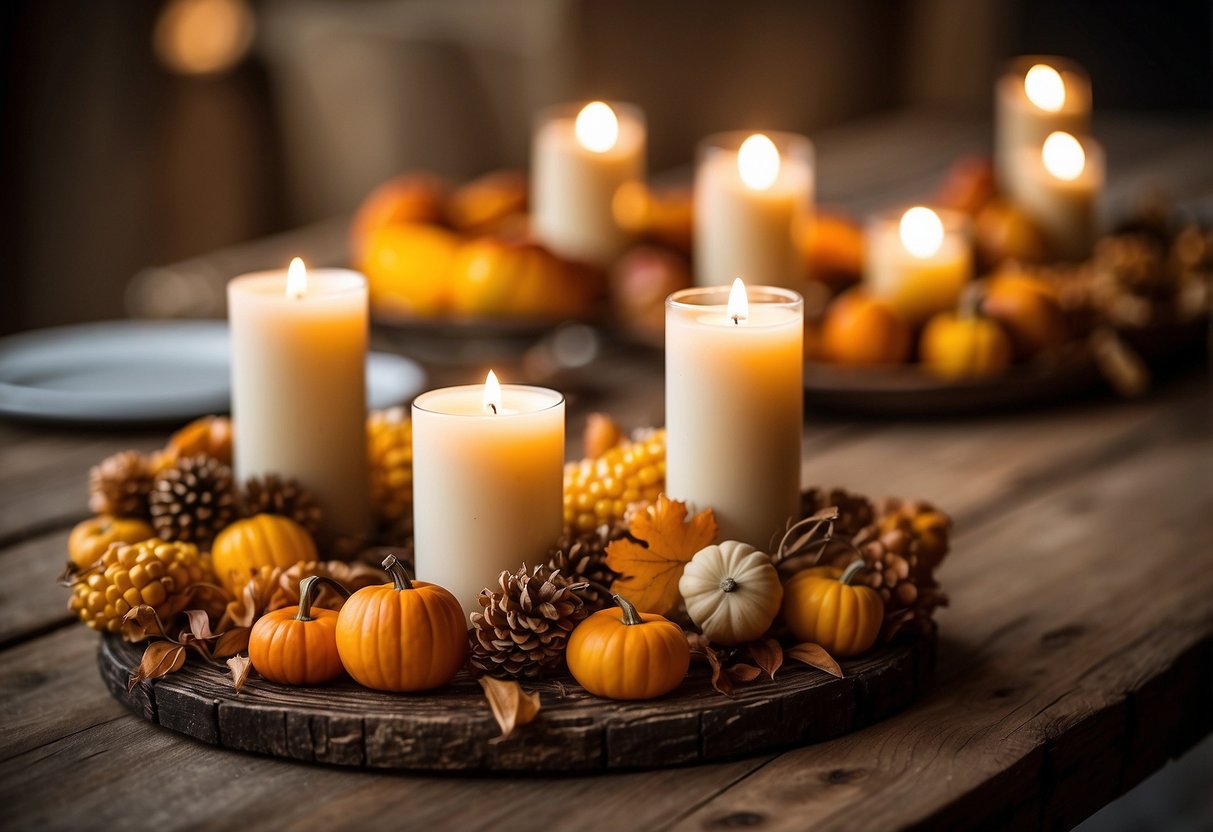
[3,0,1210,335]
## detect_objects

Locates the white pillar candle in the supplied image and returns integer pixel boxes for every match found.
[412,372,565,617]
[694,131,814,290]
[228,258,370,538]
[666,280,803,548]
[995,56,1091,188]
[1008,131,1104,261]
[864,207,973,326]
[531,100,646,267]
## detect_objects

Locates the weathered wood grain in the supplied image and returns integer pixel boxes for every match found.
[0,528,74,648]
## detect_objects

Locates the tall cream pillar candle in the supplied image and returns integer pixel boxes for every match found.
[1008,131,1104,261]
[694,131,814,290]
[995,56,1091,188]
[531,100,646,266]
[228,258,370,537]
[412,373,564,617]
[666,280,803,547]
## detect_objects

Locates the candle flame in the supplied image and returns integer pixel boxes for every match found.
[483,369,502,415]
[899,207,945,259]
[737,133,780,191]
[727,277,749,325]
[286,257,307,299]
[1024,64,1066,112]
[1042,131,1085,181]
[575,101,619,153]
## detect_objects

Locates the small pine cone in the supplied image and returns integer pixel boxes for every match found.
[367,408,412,528]
[468,565,589,679]
[875,497,953,570]
[546,525,620,611]
[89,450,154,518]
[149,455,237,548]
[801,487,875,538]
[241,474,323,537]
[1094,234,1173,301]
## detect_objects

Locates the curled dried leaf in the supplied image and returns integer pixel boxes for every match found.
[212,627,250,658]
[121,605,168,642]
[726,662,762,683]
[746,639,784,680]
[787,642,844,679]
[227,655,252,694]
[689,637,733,697]
[181,609,213,642]
[220,566,285,630]
[128,641,186,693]
[478,676,542,743]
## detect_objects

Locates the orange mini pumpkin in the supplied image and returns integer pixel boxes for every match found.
[67,515,155,570]
[164,415,233,466]
[821,289,912,366]
[335,555,467,692]
[210,514,317,592]
[248,575,348,685]
[782,561,884,657]
[566,594,690,700]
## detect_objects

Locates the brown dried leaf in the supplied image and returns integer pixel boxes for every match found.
[787,642,844,679]
[606,495,718,614]
[478,676,542,742]
[181,609,213,641]
[227,655,252,694]
[220,566,284,629]
[880,608,917,643]
[726,662,762,683]
[212,627,250,658]
[689,638,733,697]
[746,639,784,680]
[128,641,186,693]
[121,605,167,642]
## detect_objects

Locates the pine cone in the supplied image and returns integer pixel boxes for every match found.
[241,474,323,537]
[800,487,875,538]
[89,450,153,518]
[546,525,620,611]
[468,565,589,679]
[367,408,412,529]
[149,455,237,548]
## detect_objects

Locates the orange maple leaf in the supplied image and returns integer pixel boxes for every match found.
[606,494,717,614]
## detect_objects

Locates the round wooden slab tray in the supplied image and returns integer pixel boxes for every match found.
[99,630,935,773]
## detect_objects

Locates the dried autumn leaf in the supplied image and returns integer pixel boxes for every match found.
[128,641,186,693]
[606,494,717,614]
[726,662,762,683]
[181,609,213,641]
[880,608,917,644]
[270,560,381,611]
[746,639,784,680]
[121,605,167,642]
[212,627,250,658]
[479,676,541,742]
[689,638,733,697]
[220,566,284,630]
[787,642,844,679]
[227,655,252,694]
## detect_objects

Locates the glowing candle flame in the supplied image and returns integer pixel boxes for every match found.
[737,133,780,191]
[575,101,619,153]
[727,277,749,325]
[483,369,502,415]
[899,207,945,259]
[1024,64,1066,112]
[286,257,307,299]
[1042,131,1085,181]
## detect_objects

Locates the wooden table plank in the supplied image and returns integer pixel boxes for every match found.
[0,529,74,649]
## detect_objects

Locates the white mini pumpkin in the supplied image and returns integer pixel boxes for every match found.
[678,540,783,646]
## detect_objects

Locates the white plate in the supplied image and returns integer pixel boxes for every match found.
[0,320,426,425]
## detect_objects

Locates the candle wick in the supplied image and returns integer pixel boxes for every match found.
[731,314,742,325]
[488,403,497,415]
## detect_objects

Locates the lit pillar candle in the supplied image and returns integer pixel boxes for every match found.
[666,279,803,547]
[228,258,370,537]
[995,56,1091,188]
[531,100,646,266]
[864,206,973,326]
[412,372,565,617]
[1008,131,1104,261]
[694,131,814,289]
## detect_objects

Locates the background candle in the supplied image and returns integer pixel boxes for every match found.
[666,281,803,547]
[412,376,564,617]
[228,259,370,537]
[995,55,1091,188]
[531,100,646,266]
[864,206,973,326]
[694,131,814,290]
[1008,131,1104,261]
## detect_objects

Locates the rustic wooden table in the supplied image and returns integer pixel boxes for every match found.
[2,110,1210,831]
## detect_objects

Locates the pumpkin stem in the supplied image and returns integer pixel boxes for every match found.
[382,554,415,591]
[613,594,644,626]
[840,559,867,586]
[719,577,739,593]
[959,282,986,320]
[295,575,351,621]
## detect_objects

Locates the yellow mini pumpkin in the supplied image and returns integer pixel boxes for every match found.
[920,289,1014,380]
[782,561,884,657]
[334,555,466,692]
[67,515,155,571]
[210,514,317,593]
[678,541,783,646]
[566,594,690,700]
[249,575,347,685]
